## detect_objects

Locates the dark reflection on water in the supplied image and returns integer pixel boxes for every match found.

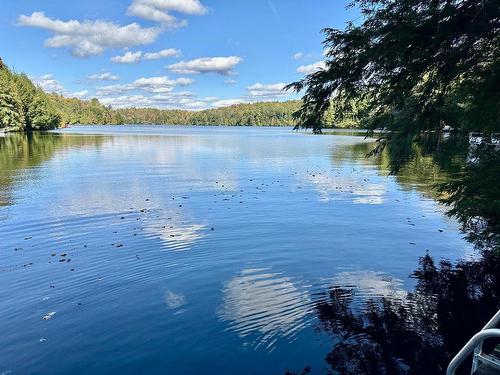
[330,134,467,200]
[301,252,500,375]
[287,133,500,375]
[0,126,482,374]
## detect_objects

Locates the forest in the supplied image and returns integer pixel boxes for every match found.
[52,96,305,127]
[0,58,62,131]
[0,58,359,130]
[287,0,499,254]
[0,56,365,130]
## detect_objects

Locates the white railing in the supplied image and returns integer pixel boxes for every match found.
[446,309,500,375]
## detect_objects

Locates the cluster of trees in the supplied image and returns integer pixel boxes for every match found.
[0,60,353,130]
[0,58,62,131]
[49,95,115,125]
[289,0,499,251]
[49,98,307,127]
[0,55,366,131]
[288,0,499,137]
[50,97,362,128]
[56,99,359,128]
[110,101,304,127]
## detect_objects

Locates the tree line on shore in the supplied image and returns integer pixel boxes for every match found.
[0,58,364,130]
[50,95,306,127]
[0,59,62,131]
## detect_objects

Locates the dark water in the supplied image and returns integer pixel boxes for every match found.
[0,126,473,374]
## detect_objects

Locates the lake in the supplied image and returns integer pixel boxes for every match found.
[0,125,472,374]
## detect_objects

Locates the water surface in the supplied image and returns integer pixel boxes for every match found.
[0,126,472,374]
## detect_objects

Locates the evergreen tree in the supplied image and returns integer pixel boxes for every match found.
[28,93,61,130]
[0,69,25,131]
[12,73,37,128]
[287,0,499,135]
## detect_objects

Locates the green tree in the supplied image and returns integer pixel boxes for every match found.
[287,0,499,136]
[286,1,499,251]
[28,93,61,130]
[12,73,37,128]
[0,69,25,131]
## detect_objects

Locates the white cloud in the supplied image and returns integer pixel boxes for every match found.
[128,0,207,27]
[292,52,304,60]
[212,99,247,108]
[111,51,143,64]
[128,3,182,25]
[18,11,161,57]
[174,77,194,86]
[33,74,64,93]
[97,76,194,96]
[98,94,154,108]
[67,90,89,99]
[144,48,181,60]
[98,91,248,111]
[134,76,193,92]
[111,49,180,63]
[246,82,287,98]
[296,61,326,74]
[33,74,90,100]
[224,79,237,85]
[87,72,120,81]
[167,56,242,75]
[146,0,208,14]
[97,93,193,109]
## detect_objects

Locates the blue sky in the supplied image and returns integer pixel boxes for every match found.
[0,0,356,110]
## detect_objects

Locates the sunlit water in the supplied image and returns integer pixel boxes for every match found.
[0,126,472,374]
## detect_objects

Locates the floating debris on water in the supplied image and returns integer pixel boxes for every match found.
[42,312,56,320]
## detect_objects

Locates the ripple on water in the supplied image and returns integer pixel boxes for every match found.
[218,268,315,351]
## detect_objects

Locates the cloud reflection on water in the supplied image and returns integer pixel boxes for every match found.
[327,270,406,300]
[218,268,313,351]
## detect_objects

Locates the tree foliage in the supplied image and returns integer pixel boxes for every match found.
[287,0,499,135]
[0,67,25,131]
[0,58,62,131]
[47,98,363,128]
[287,0,500,252]
[111,101,304,127]
[0,57,363,131]
[441,146,500,251]
[28,94,62,130]
[0,58,312,130]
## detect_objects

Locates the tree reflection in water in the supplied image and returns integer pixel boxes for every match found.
[310,251,500,374]
[288,134,500,374]
[0,132,104,206]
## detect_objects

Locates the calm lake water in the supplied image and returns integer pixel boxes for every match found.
[0,125,472,374]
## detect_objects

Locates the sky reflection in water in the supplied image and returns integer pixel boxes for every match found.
[0,126,472,374]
